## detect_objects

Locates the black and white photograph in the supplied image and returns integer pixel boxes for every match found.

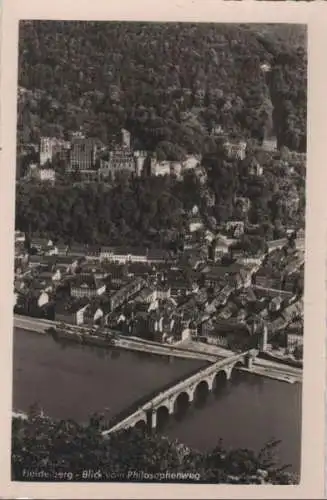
[10,18,307,485]
[1,1,326,498]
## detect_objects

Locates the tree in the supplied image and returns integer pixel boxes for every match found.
[11,412,299,484]
[18,22,306,156]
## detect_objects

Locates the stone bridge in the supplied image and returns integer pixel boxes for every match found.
[103,349,258,435]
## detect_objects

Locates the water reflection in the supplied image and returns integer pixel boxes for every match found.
[194,381,210,409]
[174,392,190,421]
[156,406,170,431]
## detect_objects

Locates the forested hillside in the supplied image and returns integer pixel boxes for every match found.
[16,22,306,246]
[16,150,305,247]
[18,21,307,153]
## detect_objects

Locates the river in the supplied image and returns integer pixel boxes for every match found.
[12,328,302,473]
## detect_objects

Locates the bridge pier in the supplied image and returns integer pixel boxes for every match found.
[168,399,175,415]
[104,351,256,436]
[151,411,157,429]
[206,376,214,391]
[145,409,158,431]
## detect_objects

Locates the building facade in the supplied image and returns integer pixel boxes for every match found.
[39,137,70,166]
[69,138,98,171]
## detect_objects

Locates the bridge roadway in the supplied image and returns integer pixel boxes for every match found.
[103,349,257,435]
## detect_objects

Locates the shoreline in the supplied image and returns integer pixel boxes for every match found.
[14,318,216,362]
[239,367,300,384]
[14,315,302,384]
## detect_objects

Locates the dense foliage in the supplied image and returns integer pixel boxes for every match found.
[16,148,305,247]
[16,22,307,246]
[16,175,194,247]
[12,411,299,484]
[18,22,306,153]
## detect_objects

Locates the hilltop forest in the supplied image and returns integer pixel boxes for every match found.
[16,22,307,246]
[18,22,307,153]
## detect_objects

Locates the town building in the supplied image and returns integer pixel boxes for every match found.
[54,243,69,256]
[208,236,234,261]
[25,163,57,183]
[247,159,263,177]
[39,137,71,166]
[83,303,104,326]
[15,289,49,316]
[286,328,303,353]
[189,217,204,233]
[99,150,135,178]
[225,221,245,238]
[69,137,98,171]
[259,324,269,352]
[150,160,171,177]
[55,299,90,325]
[39,168,56,182]
[266,238,288,254]
[70,274,106,298]
[15,231,26,243]
[147,249,171,264]
[260,62,272,73]
[121,128,132,149]
[223,140,247,160]
[261,137,277,152]
[100,247,148,264]
[109,277,146,312]
[97,128,148,180]
[30,238,54,253]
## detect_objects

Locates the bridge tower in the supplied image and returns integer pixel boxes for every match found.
[259,324,268,353]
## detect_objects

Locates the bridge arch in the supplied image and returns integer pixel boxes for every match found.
[103,351,257,435]
[156,405,170,430]
[228,358,246,380]
[193,380,210,407]
[133,418,147,430]
[172,391,190,419]
[212,370,228,393]
[233,359,246,369]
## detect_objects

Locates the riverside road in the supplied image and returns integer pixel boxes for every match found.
[13,315,302,383]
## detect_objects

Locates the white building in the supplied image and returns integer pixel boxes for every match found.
[260,63,271,73]
[15,231,25,243]
[182,154,201,171]
[121,128,131,149]
[151,160,171,177]
[100,247,148,263]
[189,218,204,233]
[39,168,56,182]
[39,137,70,166]
[37,291,49,308]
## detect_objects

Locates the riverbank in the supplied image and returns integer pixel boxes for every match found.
[13,315,302,384]
[12,327,302,472]
[239,366,299,384]
[13,315,217,362]
[180,339,303,384]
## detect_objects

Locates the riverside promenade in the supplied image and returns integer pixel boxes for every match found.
[13,315,218,362]
[13,315,302,383]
